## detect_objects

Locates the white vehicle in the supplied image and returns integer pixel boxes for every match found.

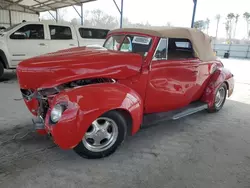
[0,22,110,78]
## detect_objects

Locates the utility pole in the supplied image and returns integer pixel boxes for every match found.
[113,0,124,28]
[120,0,124,28]
[191,0,197,28]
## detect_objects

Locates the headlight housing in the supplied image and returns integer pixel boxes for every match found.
[50,104,65,123]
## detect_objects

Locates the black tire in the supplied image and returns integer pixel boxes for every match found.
[208,83,227,113]
[73,110,127,159]
[0,62,4,80]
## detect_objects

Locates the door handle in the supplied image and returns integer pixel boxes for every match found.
[69,44,75,46]
[192,70,199,74]
[39,43,46,46]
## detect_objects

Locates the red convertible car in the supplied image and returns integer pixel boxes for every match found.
[17,27,234,159]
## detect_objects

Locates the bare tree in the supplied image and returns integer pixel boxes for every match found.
[166,22,172,27]
[70,10,153,30]
[122,17,133,28]
[226,13,235,43]
[206,18,210,34]
[215,14,221,40]
[233,14,240,38]
[41,9,69,23]
[81,9,119,29]
[90,9,119,29]
[243,12,250,39]
[225,20,230,41]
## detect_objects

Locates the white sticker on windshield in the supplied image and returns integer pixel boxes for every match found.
[132,36,151,45]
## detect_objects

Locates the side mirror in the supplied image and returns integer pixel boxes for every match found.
[11,32,26,39]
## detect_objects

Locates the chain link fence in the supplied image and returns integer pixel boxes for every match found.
[213,43,250,59]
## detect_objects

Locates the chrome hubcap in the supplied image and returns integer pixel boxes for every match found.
[82,117,118,152]
[215,87,226,108]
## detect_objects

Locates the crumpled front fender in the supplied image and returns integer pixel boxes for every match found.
[201,67,234,108]
[45,83,143,149]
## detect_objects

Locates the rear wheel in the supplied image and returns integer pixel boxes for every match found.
[208,83,227,113]
[0,62,4,80]
[74,110,127,159]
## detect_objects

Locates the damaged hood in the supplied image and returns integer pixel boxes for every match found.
[17,46,143,89]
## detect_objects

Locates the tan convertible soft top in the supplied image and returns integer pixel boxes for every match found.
[109,27,216,62]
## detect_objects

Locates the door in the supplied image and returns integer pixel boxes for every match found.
[48,24,78,52]
[191,61,215,101]
[144,38,199,114]
[7,23,49,67]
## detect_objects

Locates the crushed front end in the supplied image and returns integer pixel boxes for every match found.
[20,87,60,135]
[17,76,116,149]
[16,46,142,150]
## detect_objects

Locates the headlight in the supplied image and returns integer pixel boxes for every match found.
[50,104,64,123]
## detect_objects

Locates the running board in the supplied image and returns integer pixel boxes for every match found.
[142,102,208,127]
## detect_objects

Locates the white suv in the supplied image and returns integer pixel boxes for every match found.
[0,21,109,78]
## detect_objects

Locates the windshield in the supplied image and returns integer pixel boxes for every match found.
[103,34,152,57]
[3,23,21,32]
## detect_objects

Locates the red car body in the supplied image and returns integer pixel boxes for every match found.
[17,28,234,152]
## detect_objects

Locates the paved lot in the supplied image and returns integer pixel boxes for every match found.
[0,59,250,188]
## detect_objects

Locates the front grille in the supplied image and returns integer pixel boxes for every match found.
[37,98,49,119]
[21,89,50,119]
[20,89,35,100]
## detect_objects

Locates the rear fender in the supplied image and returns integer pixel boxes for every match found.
[201,67,234,107]
[45,83,143,149]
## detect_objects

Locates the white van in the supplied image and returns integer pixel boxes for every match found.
[0,21,109,78]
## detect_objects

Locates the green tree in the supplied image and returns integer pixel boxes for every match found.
[194,20,206,31]
[243,12,250,39]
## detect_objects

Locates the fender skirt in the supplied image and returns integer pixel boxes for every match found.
[201,68,234,108]
[44,83,143,149]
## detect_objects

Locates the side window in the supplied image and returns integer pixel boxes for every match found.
[120,36,132,52]
[49,25,72,40]
[154,38,167,60]
[10,24,44,40]
[175,41,190,48]
[168,38,195,60]
[79,28,109,39]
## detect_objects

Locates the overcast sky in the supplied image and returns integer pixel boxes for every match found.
[41,0,250,39]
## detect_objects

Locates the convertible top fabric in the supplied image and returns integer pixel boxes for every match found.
[109,27,216,62]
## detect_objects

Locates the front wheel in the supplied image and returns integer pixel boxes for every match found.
[73,110,127,159]
[208,83,227,113]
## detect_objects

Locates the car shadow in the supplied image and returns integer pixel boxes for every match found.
[0,70,17,83]
[0,99,250,175]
